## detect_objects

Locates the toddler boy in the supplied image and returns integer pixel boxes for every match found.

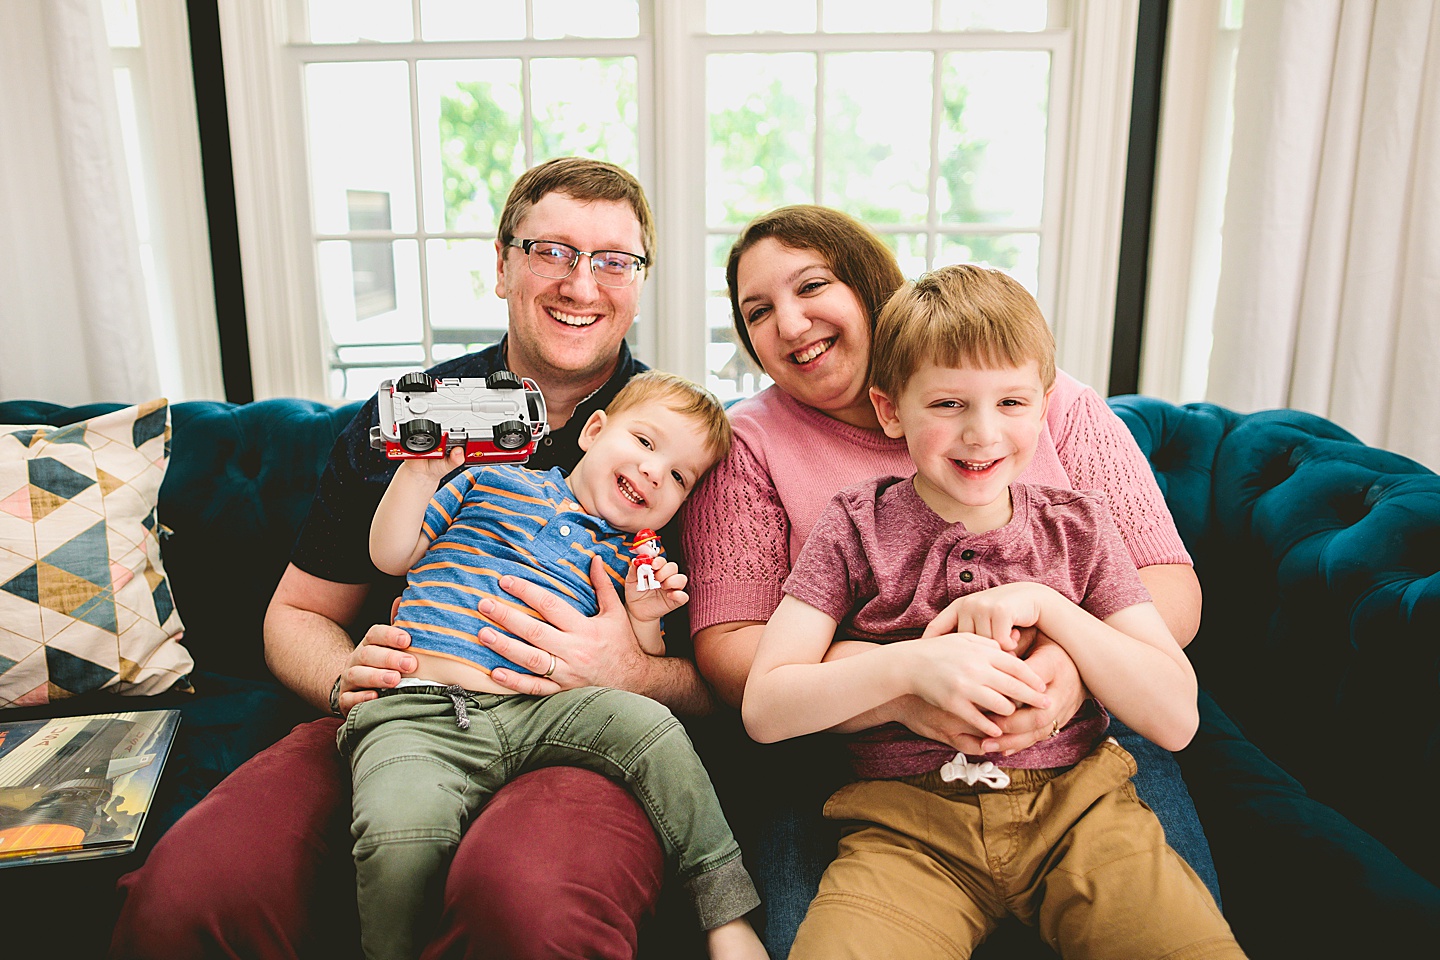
[347,371,764,960]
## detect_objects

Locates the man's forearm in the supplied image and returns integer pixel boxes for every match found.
[636,654,715,717]
[263,602,357,713]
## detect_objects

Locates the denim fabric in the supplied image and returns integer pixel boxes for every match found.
[756,722,1220,959]
[341,687,758,959]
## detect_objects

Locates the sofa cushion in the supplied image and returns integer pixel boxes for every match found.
[1112,396,1440,888]
[0,402,193,706]
[1179,691,1440,955]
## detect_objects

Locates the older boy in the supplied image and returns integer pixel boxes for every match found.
[742,265,1245,959]
[352,372,762,960]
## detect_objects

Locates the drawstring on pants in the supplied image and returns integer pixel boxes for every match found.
[443,685,471,729]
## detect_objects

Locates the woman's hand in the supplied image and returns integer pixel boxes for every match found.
[477,555,654,696]
[983,635,1086,754]
[333,618,416,717]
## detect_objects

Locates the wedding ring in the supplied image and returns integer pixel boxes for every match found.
[1048,718,1061,739]
[542,652,557,679]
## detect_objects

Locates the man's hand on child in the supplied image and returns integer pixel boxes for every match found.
[334,622,416,717]
[625,560,688,622]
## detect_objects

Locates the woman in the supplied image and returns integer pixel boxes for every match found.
[681,206,1217,957]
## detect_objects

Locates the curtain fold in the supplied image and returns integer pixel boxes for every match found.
[1207,0,1440,470]
[0,0,160,405]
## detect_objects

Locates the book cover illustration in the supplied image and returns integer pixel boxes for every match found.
[0,709,180,867]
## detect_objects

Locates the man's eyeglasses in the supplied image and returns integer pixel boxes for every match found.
[505,238,648,287]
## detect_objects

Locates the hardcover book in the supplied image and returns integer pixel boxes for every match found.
[0,709,180,867]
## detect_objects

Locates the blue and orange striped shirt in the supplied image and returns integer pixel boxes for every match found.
[395,464,638,677]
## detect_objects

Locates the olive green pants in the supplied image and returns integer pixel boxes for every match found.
[791,740,1246,960]
[339,686,758,960]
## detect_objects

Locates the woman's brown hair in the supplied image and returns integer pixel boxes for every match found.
[725,206,905,367]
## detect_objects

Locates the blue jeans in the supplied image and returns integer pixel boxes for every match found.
[755,720,1221,959]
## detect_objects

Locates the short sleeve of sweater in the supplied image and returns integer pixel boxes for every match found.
[781,493,872,626]
[682,430,793,633]
[1050,377,1191,568]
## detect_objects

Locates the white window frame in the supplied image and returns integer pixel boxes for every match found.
[219,0,1138,401]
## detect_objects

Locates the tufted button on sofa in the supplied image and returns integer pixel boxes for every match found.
[2,394,1437,957]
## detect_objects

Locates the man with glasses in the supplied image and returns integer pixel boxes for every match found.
[111,158,713,960]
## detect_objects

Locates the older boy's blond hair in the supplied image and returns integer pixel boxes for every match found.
[606,371,733,466]
[869,264,1055,399]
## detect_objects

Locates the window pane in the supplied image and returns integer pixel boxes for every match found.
[531,58,639,171]
[704,234,771,402]
[317,238,422,347]
[427,238,509,342]
[939,0,1052,32]
[823,0,931,33]
[102,0,140,47]
[333,362,426,403]
[936,233,1041,296]
[308,0,414,43]
[306,62,417,234]
[707,0,816,35]
[822,52,931,225]
[886,232,929,279]
[420,0,524,40]
[939,52,1049,226]
[419,60,524,233]
[707,53,816,227]
[534,0,641,39]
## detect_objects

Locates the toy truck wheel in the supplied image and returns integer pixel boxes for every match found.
[486,371,523,390]
[493,419,529,450]
[396,372,436,392]
[400,418,442,452]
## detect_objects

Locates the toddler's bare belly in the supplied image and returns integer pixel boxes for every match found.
[406,649,514,695]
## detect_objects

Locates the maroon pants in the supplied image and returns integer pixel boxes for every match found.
[109,718,666,959]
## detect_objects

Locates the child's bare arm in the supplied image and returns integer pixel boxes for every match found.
[624,560,691,656]
[742,595,1050,744]
[369,449,464,576]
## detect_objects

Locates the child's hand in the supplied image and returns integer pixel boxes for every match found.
[921,582,1054,651]
[625,560,688,622]
[902,632,1050,739]
[396,445,465,484]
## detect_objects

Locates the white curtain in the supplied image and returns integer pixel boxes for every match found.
[0,0,160,404]
[1207,0,1440,471]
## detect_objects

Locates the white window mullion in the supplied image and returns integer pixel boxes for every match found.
[406,54,433,364]
[652,0,705,382]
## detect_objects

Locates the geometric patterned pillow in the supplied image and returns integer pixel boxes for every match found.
[0,400,193,706]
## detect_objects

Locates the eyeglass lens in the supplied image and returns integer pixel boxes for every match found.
[526,240,641,286]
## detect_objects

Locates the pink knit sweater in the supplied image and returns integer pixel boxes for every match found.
[682,370,1191,634]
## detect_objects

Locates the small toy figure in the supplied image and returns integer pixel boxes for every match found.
[631,528,663,591]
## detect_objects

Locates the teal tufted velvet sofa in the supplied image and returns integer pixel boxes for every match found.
[1,394,1436,957]
[1109,396,1440,956]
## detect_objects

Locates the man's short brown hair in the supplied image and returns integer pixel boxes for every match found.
[606,371,733,467]
[870,264,1056,399]
[498,157,655,269]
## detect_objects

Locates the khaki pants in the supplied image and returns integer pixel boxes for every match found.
[790,740,1245,960]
